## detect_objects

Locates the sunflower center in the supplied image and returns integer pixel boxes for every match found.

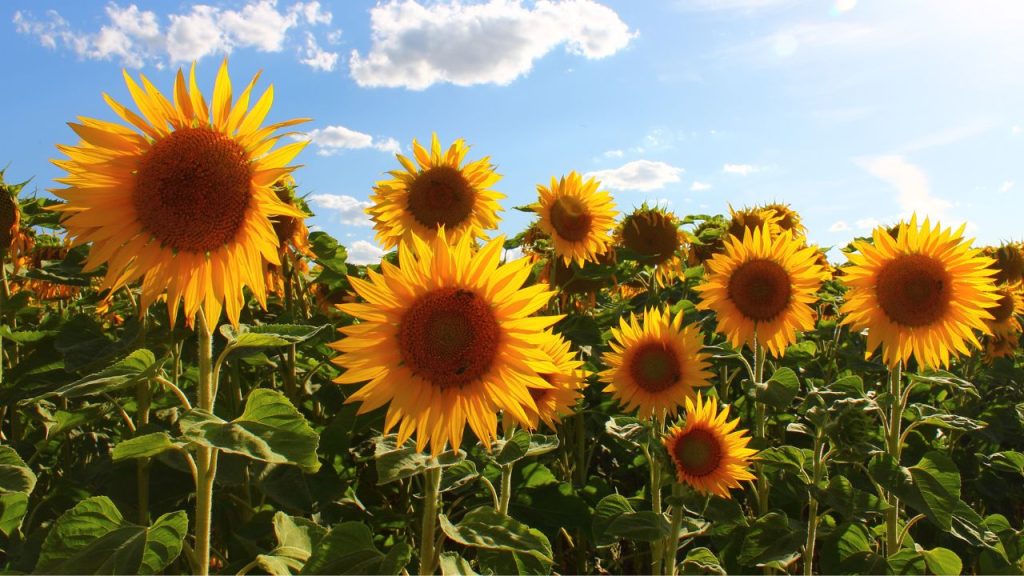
[673,428,722,477]
[399,287,500,390]
[133,127,252,253]
[875,253,951,327]
[622,215,680,264]
[549,196,593,242]
[990,291,1016,323]
[727,259,792,322]
[629,342,681,392]
[407,165,476,230]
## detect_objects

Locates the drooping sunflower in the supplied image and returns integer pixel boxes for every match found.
[663,394,756,499]
[1,171,34,266]
[517,331,585,431]
[617,204,687,286]
[695,227,827,357]
[535,171,617,267]
[599,307,713,420]
[840,215,1000,369]
[52,60,308,327]
[20,236,80,301]
[368,135,503,251]
[982,242,1024,286]
[985,285,1023,335]
[985,331,1020,362]
[331,231,563,455]
[265,178,314,297]
[727,205,781,240]
[686,216,729,267]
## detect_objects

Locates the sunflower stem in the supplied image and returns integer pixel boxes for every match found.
[419,464,443,575]
[647,423,665,575]
[885,361,903,557]
[804,427,825,576]
[136,311,152,525]
[194,310,219,576]
[497,420,517,516]
[751,337,770,518]
[664,482,686,575]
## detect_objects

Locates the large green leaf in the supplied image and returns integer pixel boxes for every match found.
[737,512,806,569]
[300,522,408,575]
[908,451,960,531]
[592,494,636,547]
[255,512,329,574]
[0,492,29,538]
[439,506,553,570]
[919,547,963,575]
[680,547,726,575]
[111,432,180,462]
[31,349,163,401]
[606,511,672,542]
[494,430,560,466]
[220,324,327,351]
[908,404,987,433]
[439,552,478,576]
[755,367,801,409]
[181,389,320,473]
[35,496,187,574]
[0,445,36,494]
[374,435,465,485]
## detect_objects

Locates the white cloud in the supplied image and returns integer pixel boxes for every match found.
[855,217,880,230]
[690,181,712,191]
[829,220,850,232]
[295,125,401,156]
[1000,181,1015,193]
[347,240,387,265]
[834,0,857,13]
[14,1,335,68]
[857,155,951,219]
[675,0,798,11]
[349,0,636,90]
[585,160,683,191]
[309,194,374,226]
[299,32,338,71]
[603,149,624,158]
[722,163,759,176]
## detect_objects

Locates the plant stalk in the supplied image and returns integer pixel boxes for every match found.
[194,310,219,576]
[419,464,443,575]
[885,361,903,557]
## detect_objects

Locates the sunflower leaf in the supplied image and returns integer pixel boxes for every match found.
[374,435,465,485]
[439,506,553,569]
[755,367,800,410]
[220,323,327,351]
[300,521,409,575]
[111,432,182,462]
[28,349,163,403]
[0,445,36,495]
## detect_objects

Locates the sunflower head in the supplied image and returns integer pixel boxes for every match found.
[368,134,504,251]
[518,331,585,430]
[543,248,616,296]
[663,394,756,499]
[840,215,1000,369]
[686,217,729,266]
[331,230,563,455]
[728,205,781,240]
[985,331,1020,362]
[52,59,309,328]
[0,183,18,251]
[695,227,827,357]
[535,171,617,267]
[985,285,1023,334]
[760,202,805,236]
[599,307,713,420]
[270,177,312,256]
[983,242,1024,285]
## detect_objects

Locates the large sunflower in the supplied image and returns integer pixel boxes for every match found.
[331,231,563,455]
[663,394,756,499]
[617,204,687,287]
[52,60,308,327]
[695,227,827,357]
[599,307,713,420]
[535,171,617,267]
[368,135,503,251]
[840,216,999,369]
[517,331,585,431]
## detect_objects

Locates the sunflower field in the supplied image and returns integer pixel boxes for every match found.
[2,60,1024,576]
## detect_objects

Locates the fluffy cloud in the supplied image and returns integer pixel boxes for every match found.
[14,1,334,68]
[1000,181,1015,193]
[585,160,683,191]
[857,155,951,219]
[349,0,635,89]
[299,32,339,71]
[689,181,711,191]
[347,240,388,265]
[296,125,401,156]
[309,194,374,226]
[722,163,759,176]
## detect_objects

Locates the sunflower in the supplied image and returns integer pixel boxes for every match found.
[686,216,729,267]
[985,331,1020,362]
[727,205,781,240]
[535,171,617,267]
[52,60,308,327]
[617,204,687,286]
[985,285,1022,335]
[21,237,80,301]
[1,172,34,266]
[368,134,503,251]
[663,394,756,499]
[760,202,805,237]
[840,215,999,369]
[599,307,713,420]
[695,227,827,357]
[517,331,585,431]
[265,179,313,297]
[331,231,563,455]
[982,242,1024,286]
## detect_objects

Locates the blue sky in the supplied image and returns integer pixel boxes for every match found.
[3,0,1023,263]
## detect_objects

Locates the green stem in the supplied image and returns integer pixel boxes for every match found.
[497,420,517,516]
[136,311,152,525]
[885,362,903,557]
[194,311,219,576]
[804,430,825,576]
[752,337,770,516]
[664,483,685,576]
[419,465,443,575]
[646,431,664,575]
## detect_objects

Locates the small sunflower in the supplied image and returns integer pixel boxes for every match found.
[695,227,827,357]
[840,215,999,369]
[664,394,756,498]
[686,216,729,267]
[331,231,563,455]
[265,179,314,297]
[727,205,781,240]
[1,172,34,266]
[985,331,1020,362]
[21,237,80,301]
[52,60,309,327]
[518,331,585,431]
[985,285,1022,335]
[368,134,503,251]
[982,242,1024,285]
[760,202,806,237]
[599,307,713,420]
[535,171,617,267]
[617,204,687,286]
